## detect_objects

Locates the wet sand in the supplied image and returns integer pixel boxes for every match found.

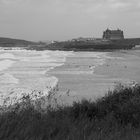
[48,50,140,105]
[95,50,140,83]
[49,52,129,103]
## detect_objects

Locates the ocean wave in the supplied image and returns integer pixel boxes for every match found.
[0,53,16,59]
[0,50,72,106]
[49,71,93,75]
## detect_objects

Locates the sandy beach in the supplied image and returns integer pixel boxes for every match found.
[95,50,140,82]
[0,50,72,106]
[48,49,140,104]
[0,49,140,106]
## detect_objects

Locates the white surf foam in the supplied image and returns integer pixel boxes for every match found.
[0,50,73,106]
[1,76,58,106]
[20,51,72,63]
[0,60,15,71]
[0,73,19,84]
[0,53,16,59]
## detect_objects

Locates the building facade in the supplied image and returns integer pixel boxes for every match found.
[103,28,124,40]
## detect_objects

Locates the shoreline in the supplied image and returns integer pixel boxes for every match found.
[48,50,140,105]
[1,49,140,106]
[48,52,117,104]
[0,50,70,106]
[95,50,140,83]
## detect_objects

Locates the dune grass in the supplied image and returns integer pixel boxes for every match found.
[0,84,140,140]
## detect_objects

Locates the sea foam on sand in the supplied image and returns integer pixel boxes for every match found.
[0,50,73,106]
[0,73,19,84]
[0,60,15,71]
[1,76,59,106]
[55,52,113,75]
[0,50,115,106]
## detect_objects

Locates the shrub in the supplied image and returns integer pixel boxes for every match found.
[0,84,140,139]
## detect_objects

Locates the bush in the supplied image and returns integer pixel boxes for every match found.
[0,84,140,139]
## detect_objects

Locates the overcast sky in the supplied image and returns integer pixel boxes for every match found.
[0,0,140,41]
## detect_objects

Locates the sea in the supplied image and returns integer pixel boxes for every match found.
[0,48,112,106]
[0,49,73,106]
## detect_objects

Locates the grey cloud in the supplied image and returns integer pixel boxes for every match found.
[0,0,140,41]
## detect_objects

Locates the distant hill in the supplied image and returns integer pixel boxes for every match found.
[0,37,37,47]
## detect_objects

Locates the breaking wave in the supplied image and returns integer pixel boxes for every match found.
[0,50,73,106]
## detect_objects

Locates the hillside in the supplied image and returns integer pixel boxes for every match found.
[0,37,37,47]
[38,38,140,51]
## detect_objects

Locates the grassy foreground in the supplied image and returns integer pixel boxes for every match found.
[1,84,140,140]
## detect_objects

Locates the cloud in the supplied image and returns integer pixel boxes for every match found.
[0,0,138,10]
[0,0,23,4]
[0,0,140,40]
[108,1,130,9]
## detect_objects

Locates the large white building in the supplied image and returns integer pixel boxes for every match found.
[103,28,124,40]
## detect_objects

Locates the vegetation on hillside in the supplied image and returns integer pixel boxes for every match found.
[0,37,36,47]
[0,83,140,139]
[44,39,139,51]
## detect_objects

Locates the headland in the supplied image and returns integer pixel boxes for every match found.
[29,29,140,51]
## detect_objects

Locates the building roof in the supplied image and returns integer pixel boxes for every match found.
[105,28,123,33]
